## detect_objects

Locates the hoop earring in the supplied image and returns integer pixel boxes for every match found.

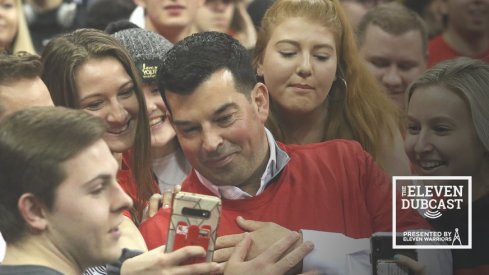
[336,76,347,89]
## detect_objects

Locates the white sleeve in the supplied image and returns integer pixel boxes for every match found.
[301,230,371,275]
[301,230,453,275]
[0,232,5,263]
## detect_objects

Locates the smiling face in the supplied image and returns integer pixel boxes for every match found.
[258,17,337,115]
[404,85,486,178]
[166,69,269,190]
[0,0,18,51]
[359,25,427,111]
[44,139,132,268]
[75,57,139,153]
[444,0,489,34]
[142,82,176,149]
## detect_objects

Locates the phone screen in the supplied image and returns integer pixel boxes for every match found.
[371,232,417,275]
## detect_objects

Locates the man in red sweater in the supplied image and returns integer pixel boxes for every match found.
[427,0,489,67]
[142,31,437,274]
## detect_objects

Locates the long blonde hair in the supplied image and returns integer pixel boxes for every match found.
[253,0,400,164]
[12,0,35,54]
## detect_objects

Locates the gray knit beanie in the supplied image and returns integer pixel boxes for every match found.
[112,26,173,83]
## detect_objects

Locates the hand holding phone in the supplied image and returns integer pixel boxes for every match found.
[165,192,222,264]
[371,232,417,275]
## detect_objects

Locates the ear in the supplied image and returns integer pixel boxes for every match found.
[251,82,269,124]
[18,193,49,233]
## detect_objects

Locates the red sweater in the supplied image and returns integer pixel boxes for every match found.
[118,151,159,220]
[139,140,429,249]
[428,35,489,68]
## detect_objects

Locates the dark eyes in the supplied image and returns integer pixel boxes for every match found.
[407,123,420,135]
[84,101,104,111]
[119,88,135,98]
[216,113,235,126]
[179,114,236,135]
[407,124,452,135]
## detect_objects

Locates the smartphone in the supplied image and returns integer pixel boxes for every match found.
[165,192,222,264]
[371,232,417,275]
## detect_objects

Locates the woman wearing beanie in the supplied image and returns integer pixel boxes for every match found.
[109,21,191,206]
[40,28,223,275]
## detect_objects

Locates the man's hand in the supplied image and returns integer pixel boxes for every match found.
[215,217,302,262]
[223,232,316,275]
[121,245,221,275]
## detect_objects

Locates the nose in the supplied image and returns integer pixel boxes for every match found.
[111,182,133,213]
[382,66,402,88]
[106,101,128,124]
[202,126,223,154]
[296,54,312,78]
[413,130,434,155]
[146,96,158,115]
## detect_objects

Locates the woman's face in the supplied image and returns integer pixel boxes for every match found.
[75,57,139,153]
[258,17,337,115]
[0,0,18,51]
[404,85,486,178]
[141,82,176,149]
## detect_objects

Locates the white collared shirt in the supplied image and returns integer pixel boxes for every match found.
[196,128,288,199]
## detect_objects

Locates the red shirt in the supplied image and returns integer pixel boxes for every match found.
[118,151,159,220]
[428,35,489,68]
[139,140,430,250]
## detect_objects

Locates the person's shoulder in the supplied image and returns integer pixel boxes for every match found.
[428,34,445,47]
[0,265,62,275]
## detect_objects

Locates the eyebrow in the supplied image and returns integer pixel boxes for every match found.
[275,39,335,51]
[173,102,239,126]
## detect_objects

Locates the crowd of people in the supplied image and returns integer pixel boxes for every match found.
[1,0,488,274]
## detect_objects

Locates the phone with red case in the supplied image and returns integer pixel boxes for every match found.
[165,192,222,264]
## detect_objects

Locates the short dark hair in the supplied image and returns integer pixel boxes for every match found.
[0,52,42,85]
[357,2,428,55]
[0,106,106,243]
[157,31,257,112]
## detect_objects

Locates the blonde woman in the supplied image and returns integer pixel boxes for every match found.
[0,0,35,54]
[253,0,410,177]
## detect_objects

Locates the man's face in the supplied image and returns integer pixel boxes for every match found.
[141,0,204,34]
[194,0,235,33]
[359,24,427,111]
[166,70,270,188]
[444,0,489,34]
[44,139,132,267]
[0,77,53,119]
